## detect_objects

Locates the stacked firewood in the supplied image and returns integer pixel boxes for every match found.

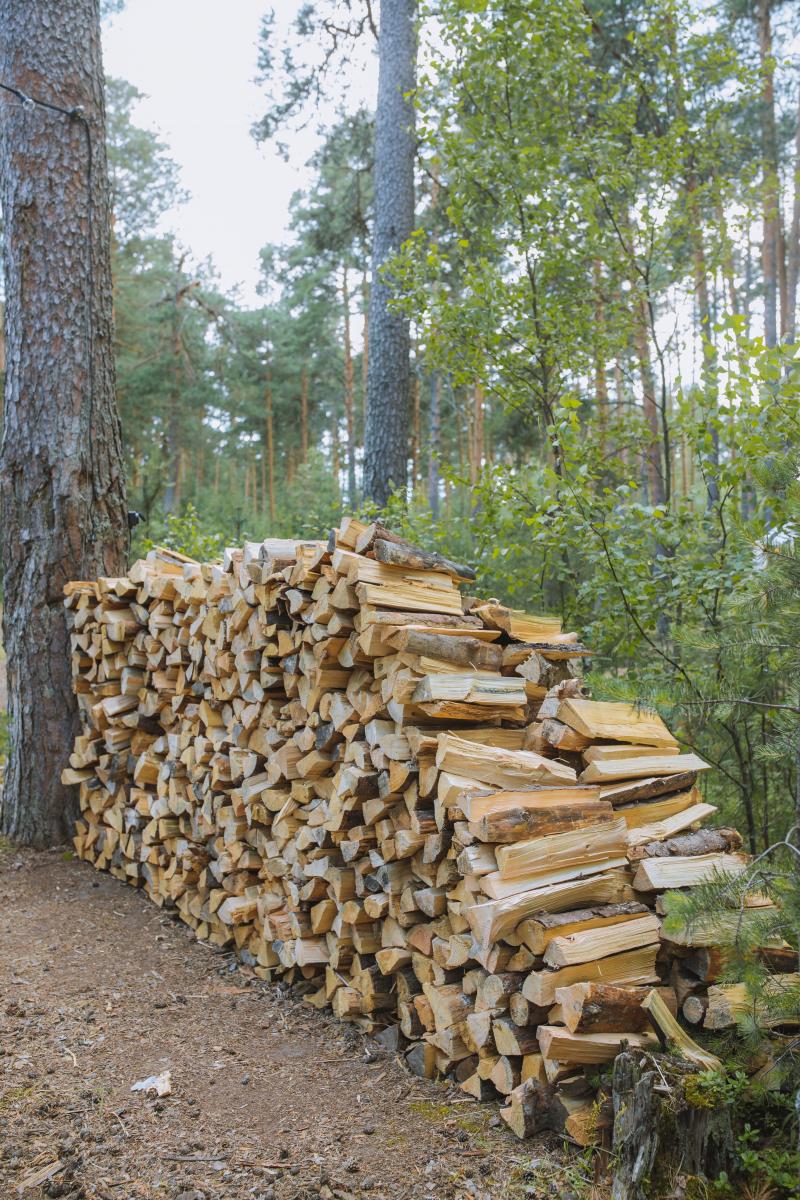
[63,517,768,1141]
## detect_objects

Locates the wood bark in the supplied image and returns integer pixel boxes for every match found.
[0,0,128,845]
[612,1052,734,1198]
[362,0,416,507]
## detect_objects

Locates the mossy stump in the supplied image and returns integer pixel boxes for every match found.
[610,1051,735,1199]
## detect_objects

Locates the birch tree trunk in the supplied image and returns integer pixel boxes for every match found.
[0,0,128,846]
[362,0,416,507]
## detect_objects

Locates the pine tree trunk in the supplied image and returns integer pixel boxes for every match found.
[343,265,357,506]
[300,367,309,461]
[787,84,800,342]
[163,269,184,515]
[428,372,441,516]
[0,0,128,846]
[690,203,720,506]
[633,296,665,506]
[362,0,416,507]
[756,0,782,347]
[593,259,608,456]
[265,377,275,524]
[361,269,369,428]
[411,372,421,489]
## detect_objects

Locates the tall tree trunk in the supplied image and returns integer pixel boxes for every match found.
[471,383,484,487]
[593,259,608,457]
[689,199,720,506]
[362,0,416,507]
[613,358,627,471]
[633,296,665,506]
[428,372,441,516]
[0,0,128,846]
[265,384,275,523]
[411,371,421,488]
[787,84,800,341]
[300,367,309,461]
[361,268,369,428]
[163,277,183,514]
[331,408,340,480]
[756,0,782,346]
[343,264,357,506]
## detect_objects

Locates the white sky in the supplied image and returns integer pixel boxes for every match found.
[102,0,376,307]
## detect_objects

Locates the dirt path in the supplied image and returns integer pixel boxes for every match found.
[0,849,581,1200]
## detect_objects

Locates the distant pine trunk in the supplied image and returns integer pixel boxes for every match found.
[343,264,357,505]
[756,0,782,347]
[362,0,416,508]
[0,0,128,846]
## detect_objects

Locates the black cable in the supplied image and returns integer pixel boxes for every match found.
[0,79,99,509]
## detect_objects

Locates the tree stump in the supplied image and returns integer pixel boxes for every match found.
[611,1052,660,1200]
[611,1051,735,1198]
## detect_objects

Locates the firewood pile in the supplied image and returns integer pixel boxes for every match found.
[63,517,764,1141]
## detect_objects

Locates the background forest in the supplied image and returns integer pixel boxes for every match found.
[4,0,800,857]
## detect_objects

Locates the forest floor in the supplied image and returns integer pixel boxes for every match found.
[0,847,583,1200]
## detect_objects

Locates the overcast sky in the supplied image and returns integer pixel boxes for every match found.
[102,0,376,306]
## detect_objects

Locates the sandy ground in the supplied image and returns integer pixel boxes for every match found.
[0,847,584,1200]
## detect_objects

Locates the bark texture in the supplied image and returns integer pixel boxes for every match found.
[362,0,416,508]
[611,1052,735,1199]
[0,0,128,845]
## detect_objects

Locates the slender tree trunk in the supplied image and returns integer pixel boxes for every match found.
[593,260,608,457]
[689,202,720,506]
[471,383,484,486]
[756,0,782,347]
[331,408,340,480]
[361,268,369,429]
[300,367,309,461]
[362,0,416,507]
[265,384,275,523]
[612,358,626,470]
[633,296,665,506]
[411,371,421,488]
[787,85,800,341]
[0,0,128,846]
[343,264,357,505]
[163,278,183,514]
[428,372,441,516]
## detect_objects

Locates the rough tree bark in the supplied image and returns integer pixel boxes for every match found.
[362,0,416,508]
[611,1052,734,1198]
[0,0,129,846]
